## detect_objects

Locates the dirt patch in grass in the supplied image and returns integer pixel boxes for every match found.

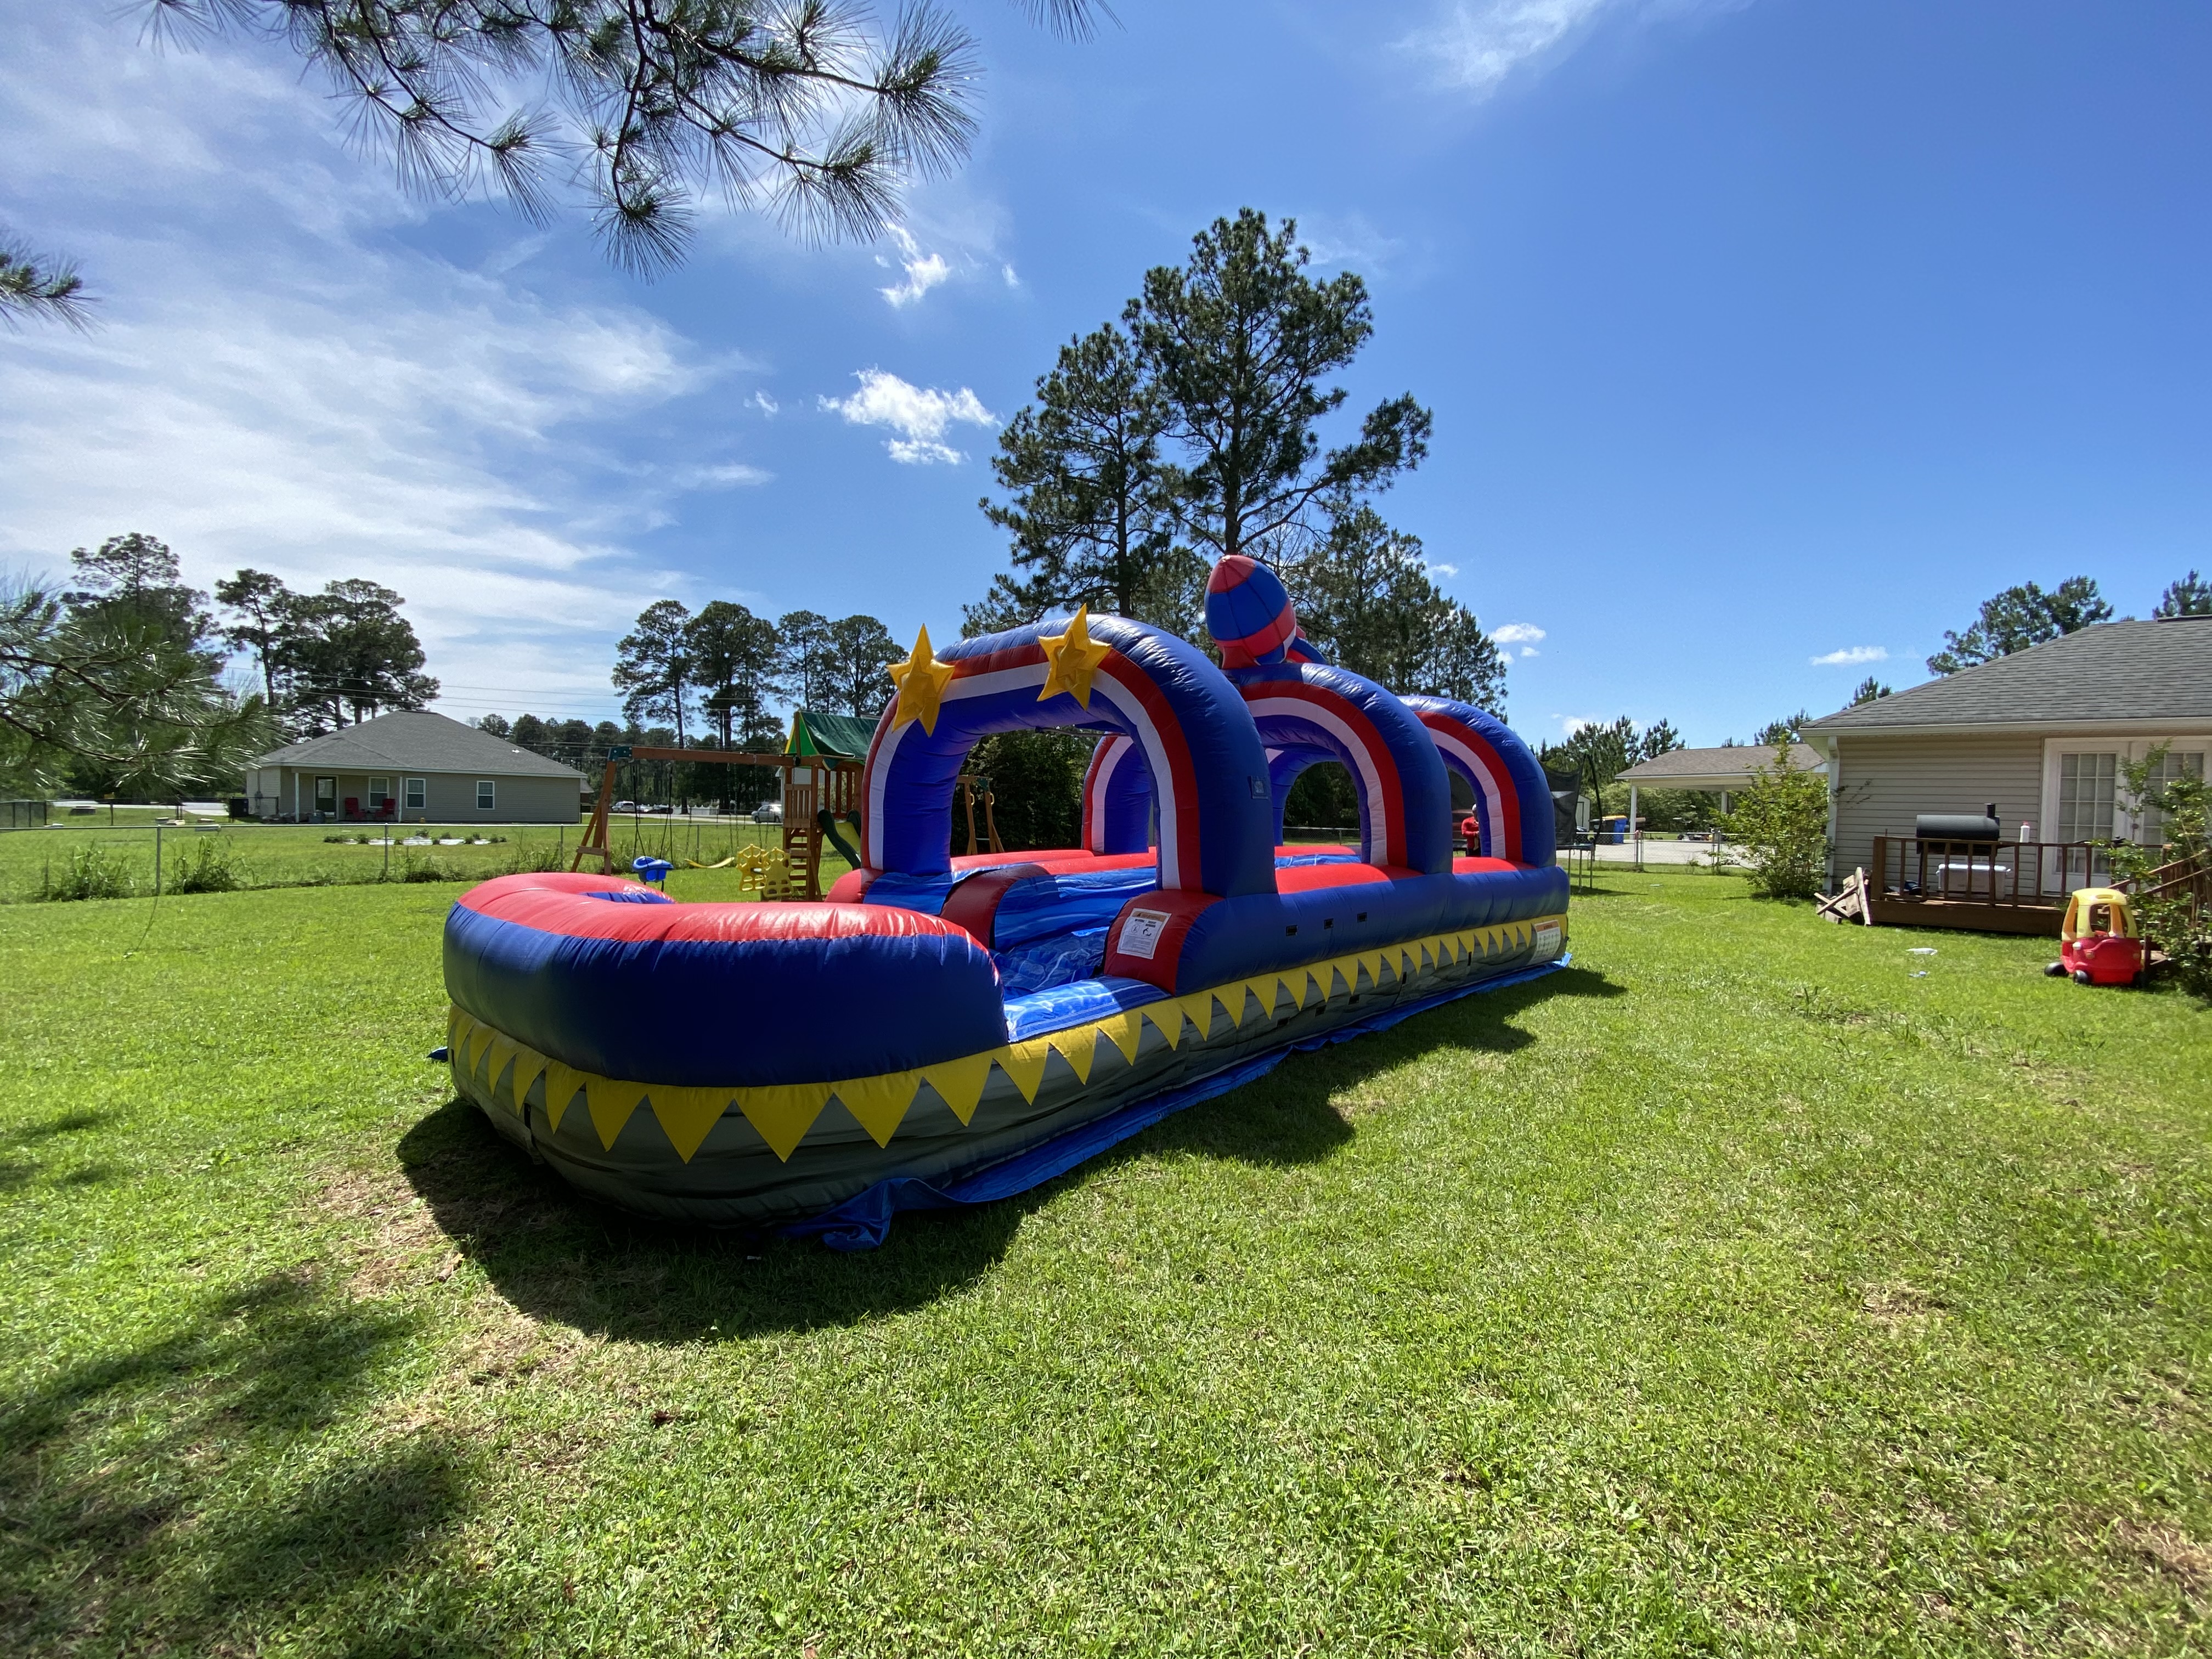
[1861,1280,1946,1329]
[2115,1520,2212,1599]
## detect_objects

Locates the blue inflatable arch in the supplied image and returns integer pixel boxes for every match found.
[1229,661,1456,874]
[1081,733,1154,856]
[859,615,1278,898]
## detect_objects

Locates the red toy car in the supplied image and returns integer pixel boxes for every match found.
[2045,887,2146,987]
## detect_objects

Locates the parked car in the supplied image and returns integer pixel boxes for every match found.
[614,799,639,812]
[751,802,783,823]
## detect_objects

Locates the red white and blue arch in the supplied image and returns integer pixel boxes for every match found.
[1403,695,1556,867]
[1081,733,1154,855]
[861,614,1277,898]
[1230,661,1455,875]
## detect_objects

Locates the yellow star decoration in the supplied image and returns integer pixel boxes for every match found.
[1036,603,1115,709]
[887,625,956,734]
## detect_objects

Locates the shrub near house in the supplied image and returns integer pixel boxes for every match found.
[1725,746,1830,899]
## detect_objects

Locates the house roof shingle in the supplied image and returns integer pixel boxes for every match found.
[255,710,586,781]
[1806,617,2212,735]
[1616,743,1825,787]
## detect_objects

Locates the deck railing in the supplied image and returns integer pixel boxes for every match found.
[1870,837,2107,912]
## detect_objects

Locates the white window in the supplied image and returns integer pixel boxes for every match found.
[476,780,496,811]
[2058,752,2117,843]
[2139,749,2206,845]
[368,777,390,810]
[404,778,427,810]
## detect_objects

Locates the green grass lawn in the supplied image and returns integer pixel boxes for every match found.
[2,871,2208,1656]
[0,817,851,905]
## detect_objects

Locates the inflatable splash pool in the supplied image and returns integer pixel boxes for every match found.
[444,558,1567,1246]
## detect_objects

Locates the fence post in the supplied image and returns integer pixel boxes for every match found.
[154,822,162,898]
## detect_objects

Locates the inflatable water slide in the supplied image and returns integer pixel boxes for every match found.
[442,558,1567,1246]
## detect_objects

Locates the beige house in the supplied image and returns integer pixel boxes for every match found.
[245,710,586,825]
[1805,615,2212,889]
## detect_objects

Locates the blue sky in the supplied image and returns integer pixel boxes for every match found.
[2,0,2207,745]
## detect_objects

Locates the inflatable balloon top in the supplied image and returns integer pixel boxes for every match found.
[444,561,1566,1247]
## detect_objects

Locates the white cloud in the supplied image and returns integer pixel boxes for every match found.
[1403,0,1615,95]
[753,391,780,416]
[1558,714,1602,735]
[1296,212,1408,275]
[1002,265,1020,288]
[1519,646,1539,658]
[671,463,773,490]
[1427,561,1460,578]
[0,9,770,718]
[1493,622,1547,644]
[1811,645,1888,666]
[879,223,952,308]
[1401,0,1747,99]
[821,369,996,466]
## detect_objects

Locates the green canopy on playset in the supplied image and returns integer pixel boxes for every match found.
[786,709,876,764]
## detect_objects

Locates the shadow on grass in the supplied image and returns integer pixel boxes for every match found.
[396,966,1623,1344]
[0,1275,493,1657]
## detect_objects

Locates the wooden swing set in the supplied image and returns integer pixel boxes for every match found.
[571,747,1003,899]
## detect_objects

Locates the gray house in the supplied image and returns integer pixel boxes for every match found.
[245,710,586,825]
[1806,614,2212,890]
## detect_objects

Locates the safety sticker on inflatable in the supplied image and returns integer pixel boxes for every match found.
[1119,909,1172,961]
[1531,920,1562,962]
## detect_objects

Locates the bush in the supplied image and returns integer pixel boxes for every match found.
[1284,761,1358,831]
[962,729,1090,852]
[398,850,461,883]
[43,844,136,901]
[502,839,568,875]
[2117,748,2212,997]
[1723,746,1829,900]
[170,837,241,894]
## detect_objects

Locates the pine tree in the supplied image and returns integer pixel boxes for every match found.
[826,616,900,719]
[978,323,1178,625]
[613,600,695,746]
[684,601,778,747]
[1130,210,1430,566]
[2154,571,2212,618]
[1290,497,1504,710]
[1928,578,2112,673]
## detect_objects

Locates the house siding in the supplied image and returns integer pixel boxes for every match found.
[1827,733,2044,883]
[247,768,581,824]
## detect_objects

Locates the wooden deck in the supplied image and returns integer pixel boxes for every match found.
[1867,836,2103,936]
[1866,894,2064,935]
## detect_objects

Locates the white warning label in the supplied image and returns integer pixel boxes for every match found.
[1531,920,1563,962]
[1119,909,1172,961]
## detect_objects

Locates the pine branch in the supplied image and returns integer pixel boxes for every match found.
[144,0,1066,272]
[0,234,94,331]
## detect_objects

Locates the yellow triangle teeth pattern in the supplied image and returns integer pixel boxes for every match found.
[995,1039,1052,1103]
[1048,1024,1098,1085]
[833,1073,919,1148]
[1098,1011,1144,1065]
[921,1052,993,1125]
[585,1076,650,1150]
[649,1086,733,1161]
[442,915,1564,1169]
[510,1049,549,1119]
[1141,1001,1186,1048]
[543,1060,585,1135]
[740,1083,832,1161]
